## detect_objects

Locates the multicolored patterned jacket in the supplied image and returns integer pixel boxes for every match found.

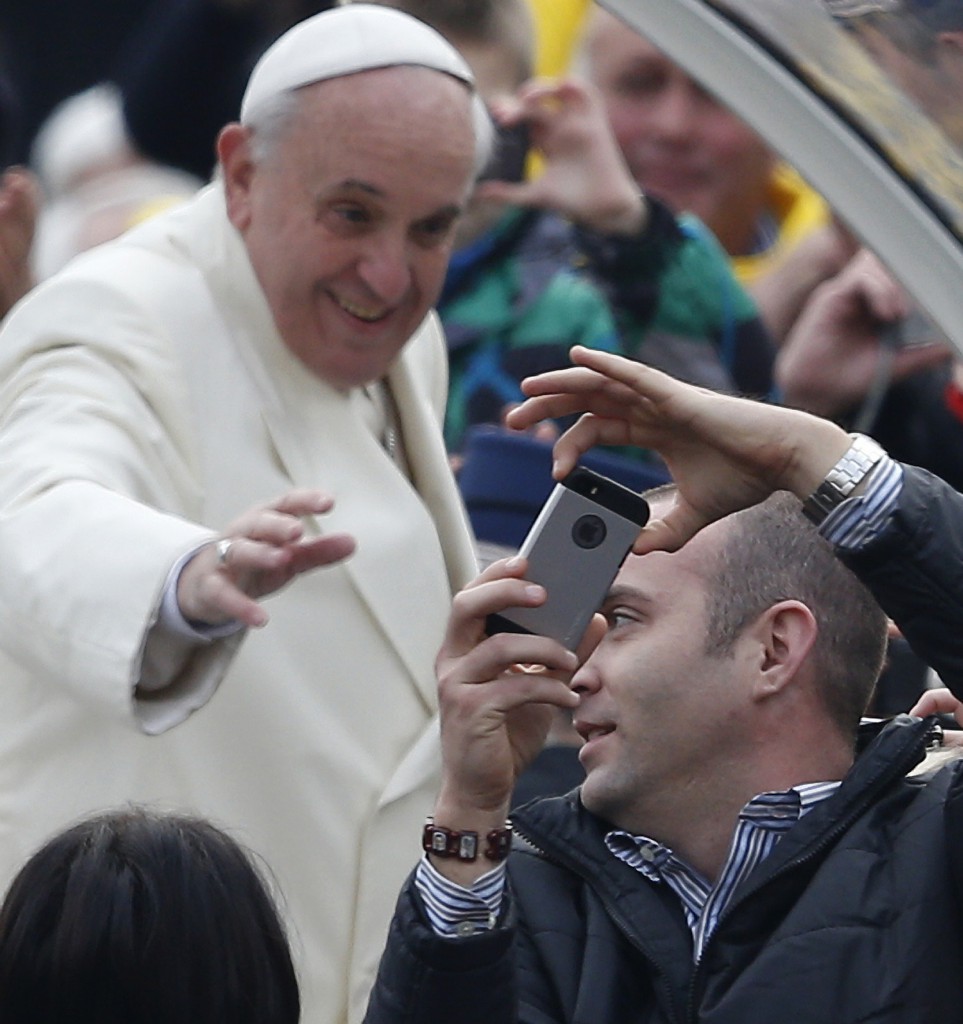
[440,199,775,457]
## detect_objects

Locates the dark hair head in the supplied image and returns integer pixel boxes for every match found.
[701,491,888,741]
[361,0,522,41]
[0,807,300,1024]
[360,0,535,81]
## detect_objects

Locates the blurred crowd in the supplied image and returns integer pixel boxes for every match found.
[0,1,962,1022]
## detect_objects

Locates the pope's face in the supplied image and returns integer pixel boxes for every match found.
[222,66,477,389]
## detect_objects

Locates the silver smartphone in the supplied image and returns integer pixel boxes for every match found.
[486,467,650,650]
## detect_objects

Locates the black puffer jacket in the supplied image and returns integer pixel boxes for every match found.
[364,467,963,1024]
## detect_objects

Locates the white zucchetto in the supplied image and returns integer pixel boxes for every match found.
[240,4,476,124]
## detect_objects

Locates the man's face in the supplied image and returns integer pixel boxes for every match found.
[584,11,774,254]
[223,66,477,390]
[571,517,754,833]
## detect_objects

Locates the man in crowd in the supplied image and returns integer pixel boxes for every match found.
[0,6,489,1021]
[365,346,963,1022]
[577,4,854,343]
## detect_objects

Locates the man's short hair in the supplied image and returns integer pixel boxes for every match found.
[243,91,301,166]
[701,491,888,739]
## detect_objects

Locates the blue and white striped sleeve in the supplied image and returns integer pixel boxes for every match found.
[414,856,507,937]
[819,455,903,551]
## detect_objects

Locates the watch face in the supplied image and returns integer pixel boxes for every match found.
[599,0,963,361]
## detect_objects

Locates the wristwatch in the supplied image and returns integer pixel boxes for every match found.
[802,433,886,524]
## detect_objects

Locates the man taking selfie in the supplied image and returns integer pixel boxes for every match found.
[365,347,963,1024]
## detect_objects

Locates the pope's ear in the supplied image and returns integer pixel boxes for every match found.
[217,124,256,231]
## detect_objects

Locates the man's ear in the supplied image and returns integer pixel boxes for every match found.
[217,123,256,232]
[745,600,818,701]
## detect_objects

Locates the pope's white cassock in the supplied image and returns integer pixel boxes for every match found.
[0,181,477,1023]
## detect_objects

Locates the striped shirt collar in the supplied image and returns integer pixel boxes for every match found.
[605,780,841,962]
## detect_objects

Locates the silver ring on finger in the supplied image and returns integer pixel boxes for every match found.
[215,537,234,569]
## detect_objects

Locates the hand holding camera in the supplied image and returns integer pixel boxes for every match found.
[475,77,647,236]
[486,466,650,650]
[431,467,646,879]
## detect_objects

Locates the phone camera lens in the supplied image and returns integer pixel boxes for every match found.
[572,514,607,550]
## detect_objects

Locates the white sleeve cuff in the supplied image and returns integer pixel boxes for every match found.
[414,855,507,937]
[159,542,244,641]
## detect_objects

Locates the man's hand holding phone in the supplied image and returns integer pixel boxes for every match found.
[430,557,585,885]
[429,467,645,884]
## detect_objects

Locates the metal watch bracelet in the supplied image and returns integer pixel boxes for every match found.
[802,433,886,524]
